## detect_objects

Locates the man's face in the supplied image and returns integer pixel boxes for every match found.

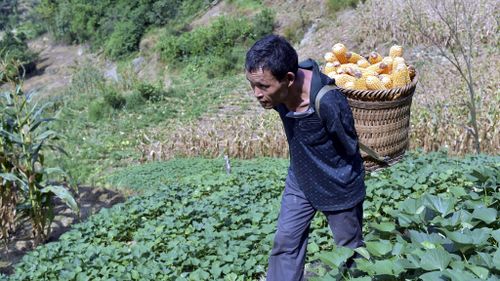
[245,68,289,109]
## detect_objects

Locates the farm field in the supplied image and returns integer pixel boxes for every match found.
[1,0,499,280]
[2,152,499,280]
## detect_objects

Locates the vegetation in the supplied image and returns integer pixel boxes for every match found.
[1,0,498,279]
[157,9,275,77]
[0,60,77,245]
[36,0,210,58]
[1,152,498,280]
[0,32,37,74]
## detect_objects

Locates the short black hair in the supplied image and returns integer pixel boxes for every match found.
[245,34,298,81]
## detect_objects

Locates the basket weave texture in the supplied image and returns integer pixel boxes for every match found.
[338,72,418,172]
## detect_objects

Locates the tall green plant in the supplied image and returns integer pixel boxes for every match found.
[0,59,78,245]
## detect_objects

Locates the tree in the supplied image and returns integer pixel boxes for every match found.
[407,0,495,154]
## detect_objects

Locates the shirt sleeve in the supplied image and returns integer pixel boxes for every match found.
[318,89,360,156]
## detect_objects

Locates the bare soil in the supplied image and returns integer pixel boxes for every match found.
[0,186,127,275]
[23,36,99,100]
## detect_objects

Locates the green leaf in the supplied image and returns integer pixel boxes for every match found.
[0,173,28,192]
[318,246,354,267]
[423,194,455,217]
[471,207,497,224]
[355,259,404,276]
[469,252,493,269]
[443,268,481,281]
[40,185,79,213]
[409,230,451,245]
[309,242,320,254]
[493,249,500,270]
[492,229,500,244]
[420,248,452,271]
[464,264,489,279]
[34,130,58,142]
[419,271,446,281]
[370,222,395,233]
[443,229,474,245]
[354,247,370,260]
[365,240,392,257]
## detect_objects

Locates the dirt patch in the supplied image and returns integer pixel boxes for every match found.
[23,36,100,100]
[0,186,127,275]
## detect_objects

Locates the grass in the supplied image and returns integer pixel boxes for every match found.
[42,61,245,185]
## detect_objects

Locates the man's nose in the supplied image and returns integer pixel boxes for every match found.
[253,88,263,99]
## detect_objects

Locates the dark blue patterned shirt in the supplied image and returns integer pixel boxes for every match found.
[274,59,365,211]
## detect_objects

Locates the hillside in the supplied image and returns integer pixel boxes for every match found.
[1,0,499,279]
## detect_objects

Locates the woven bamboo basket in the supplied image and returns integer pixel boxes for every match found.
[339,72,418,172]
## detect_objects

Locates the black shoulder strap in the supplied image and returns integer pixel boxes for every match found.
[314,84,389,165]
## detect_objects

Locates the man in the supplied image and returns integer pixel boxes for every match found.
[245,35,366,280]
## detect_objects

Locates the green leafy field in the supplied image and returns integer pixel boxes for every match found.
[2,152,498,280]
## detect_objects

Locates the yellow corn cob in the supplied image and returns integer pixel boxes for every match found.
[352,70,368,90]
[392,57,405,71]
[333,74,356,87]
[381,57,394,74]
[391,63,411,88]
[358,68,379,77]
[324,52,337,63]
[344,81,355,90]
[346,51,364,64]
[368,52,382,64]
[332,43,348,64]
[366,61,388,74]
[357,59,370,68]
[337,63,358,74]
[323,62,337,74]
[378,74,392,89]
[327,71,337,79]
[389,45,403,58]
[366,75,387,90]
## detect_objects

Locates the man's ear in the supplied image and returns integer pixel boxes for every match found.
[285,72,295,87]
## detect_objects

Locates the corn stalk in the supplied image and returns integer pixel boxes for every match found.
[0,58,78,245]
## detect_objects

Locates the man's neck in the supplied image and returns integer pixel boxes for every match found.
[284,69,312,113]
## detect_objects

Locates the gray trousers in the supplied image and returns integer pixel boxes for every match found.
[266,176,364,281]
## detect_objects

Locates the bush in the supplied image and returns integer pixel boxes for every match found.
[326,0,362,13]
[125,91,146,110]
[158,11,275,76]
[105,21,143,59]
[103,89,126,110]
[253,8,275,38]
[0,31,38,73]
[88,99,111,121]
[134,82,167,102]
[37,0,210,58]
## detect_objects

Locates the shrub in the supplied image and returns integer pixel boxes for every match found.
[326,0,362,13]
[125,91,146,110]
[0,31,38,74]
[104,21,143,59]
[88,99,111,122]
[37,0,210,58]
[103,88,126,110]
[134,82,166,102]
[158,11,275,76]
[252,8,275,38]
